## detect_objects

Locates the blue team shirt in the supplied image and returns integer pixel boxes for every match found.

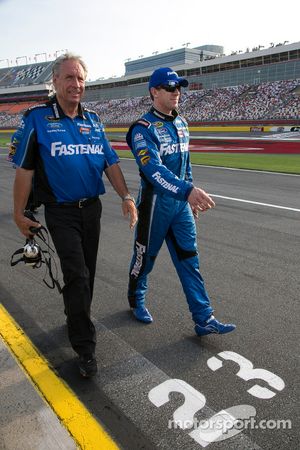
[13,96,119,203]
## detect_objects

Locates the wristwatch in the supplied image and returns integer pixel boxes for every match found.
[122,194,135,204]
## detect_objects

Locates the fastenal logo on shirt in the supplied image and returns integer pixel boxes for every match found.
[51,141,104,156]
[160,142,188,156]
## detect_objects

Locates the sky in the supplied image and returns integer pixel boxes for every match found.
[0,0,299,81]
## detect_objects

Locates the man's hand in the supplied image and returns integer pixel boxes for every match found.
[14,212,41,238]
[13,167,39,238]
[188,187,215,213]
[122,199,138,230]
[191,206,199,219]
[105,163,138,229]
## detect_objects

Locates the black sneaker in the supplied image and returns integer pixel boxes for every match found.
[78,354,97,378]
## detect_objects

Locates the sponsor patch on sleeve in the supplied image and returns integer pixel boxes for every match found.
[137,149,150,166]
[137,149,148,157]
[136,119,151,128]
[134,132,144,142]
[135,140,147,149]
[140,155,150,165]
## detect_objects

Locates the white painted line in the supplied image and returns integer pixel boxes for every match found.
[211,194,300,212]
[191,134,300,142]
[119,158,300,177]
[194,164,300,177]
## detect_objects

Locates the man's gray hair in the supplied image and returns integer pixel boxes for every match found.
[52,52,88,79]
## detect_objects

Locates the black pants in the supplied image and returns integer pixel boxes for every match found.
[44,199,102,356]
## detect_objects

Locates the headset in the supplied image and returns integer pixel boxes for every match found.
[11,211,62,294]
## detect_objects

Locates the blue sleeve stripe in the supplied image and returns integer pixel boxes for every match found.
[20,128,35,168]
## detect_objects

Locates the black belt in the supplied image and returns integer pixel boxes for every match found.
[46,197,99,208]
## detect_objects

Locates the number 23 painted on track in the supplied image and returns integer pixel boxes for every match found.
[148,351,285,447]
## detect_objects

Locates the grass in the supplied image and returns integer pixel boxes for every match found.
[1,130,299,174]
[190,152,300,174]
[0,132,12,147]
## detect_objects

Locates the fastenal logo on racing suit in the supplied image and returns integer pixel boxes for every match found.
[51,141,104,156]
[152,171,179,193]
[160,142,188,156]
[131,242,146,277]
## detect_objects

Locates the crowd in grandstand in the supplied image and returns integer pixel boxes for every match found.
[0,79,299,128]
[87,79,300,124]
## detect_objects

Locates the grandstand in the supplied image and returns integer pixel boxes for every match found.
[0,41,299,128]
[85,41,300,101]
[0,61,52,88]
[81,79,300,126]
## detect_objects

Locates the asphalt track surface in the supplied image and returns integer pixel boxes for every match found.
[0,154,299,449]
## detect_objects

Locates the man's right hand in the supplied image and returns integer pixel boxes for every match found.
[13,168,38,238]
[188,187,215,213]
[14,213,41,238]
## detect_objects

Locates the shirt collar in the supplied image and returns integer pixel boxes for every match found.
[49,95,86,119]
[150,106,178,122]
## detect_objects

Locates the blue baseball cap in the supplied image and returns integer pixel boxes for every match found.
[149,67,189,89]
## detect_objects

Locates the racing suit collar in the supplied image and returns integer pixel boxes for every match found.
[49,95,86,120]
[150,106,178,122]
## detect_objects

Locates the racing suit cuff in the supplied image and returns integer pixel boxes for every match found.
[184,184,194,201]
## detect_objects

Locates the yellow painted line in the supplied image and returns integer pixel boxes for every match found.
[0,304,120,450]
[105,125,291,133]
[106,127,128,132]
[0,125,296,134]
[105,126,253,132]
[189,126,251,132]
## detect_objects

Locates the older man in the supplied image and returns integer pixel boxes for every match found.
[13,53,137,377]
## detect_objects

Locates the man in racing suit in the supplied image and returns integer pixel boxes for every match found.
[126,67,236,336]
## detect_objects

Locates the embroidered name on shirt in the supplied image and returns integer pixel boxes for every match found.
[51,142,104,156]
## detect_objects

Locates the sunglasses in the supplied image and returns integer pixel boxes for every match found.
[159,84,181,93]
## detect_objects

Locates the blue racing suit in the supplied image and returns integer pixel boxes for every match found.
[126,106,213,323]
